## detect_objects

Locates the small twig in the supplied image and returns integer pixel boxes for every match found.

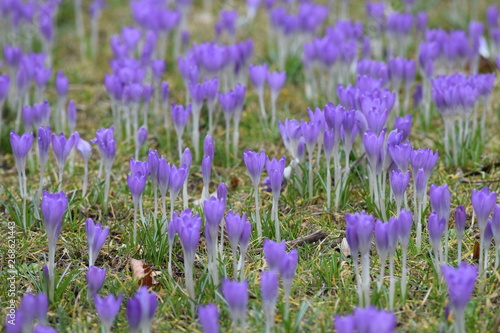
[459,178,500,184]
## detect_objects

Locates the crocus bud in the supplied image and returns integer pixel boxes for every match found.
[243,149,266,186]
[226,211,247,249]
[147,149,159,186]
[51,132,76,169]
[171,103,191,136]
[455,205,466,240]
[334,314,355,332]
[260,270,279,305]
[157,157,171,198]
[279,247,298,288]
[86,266,106,296]
[55,71,69,97]
[202,156,212,185]
[204,197,225,238]
[428,211,445,249]
[263,239,286,272]
[390,170,410,208]
[430,184,451,221]
[267,70,286,93]
[471,187,497,233]
[136,126,148,149]
[176,209,201,261]
[75,135,92,163]
[169,164,188,196]
[127,171,147,202]
[203,135,215,160]
[10,131,34,172]
[249,64,268,90]
[198,303,219,333]
[94,293,123,332]
[41,191,68,248]
[441,262,477,311]
[217,183,227,202]
[346,211,375,256]
[394,115,412,141]
[398,209,413,250]
[222,279,248,324]
[67,100,77,132]
[85,218,109,266]
[266,156,286,195]
[126,286,157,333]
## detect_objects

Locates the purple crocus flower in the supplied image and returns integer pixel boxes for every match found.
[136,126,148,156]
[94,293,123,332]
[243,149,266,187]
[85,218,109,266]
[204,196,225,243]
[86,266,106,296]
[169,164,188,197]
[441,262,478,333]
[430,184,451,221]
[67,100,77,133]
[390,169,410,211]
[41,190,68,253]
[51,132,76,167]
[266,156,286,196]
[10,131,34,176]
[363,129,385,175]
[127,170,148,201]
[334,314,355,333]
[198,303,219,333]
[222,279,248,328]
[204,135,215,161]
[394,114,412,141]
[263,239,286,272]
[455,205,466,241]
[249,64,268,90]
[471,187,497,232]
[126,286,158,333]
[55,71,69,97]
[260,270,278,332]
[267,70,286,124]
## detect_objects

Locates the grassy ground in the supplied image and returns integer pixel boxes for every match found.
[1,0,500,332]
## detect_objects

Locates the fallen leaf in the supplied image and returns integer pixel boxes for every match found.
[130,259,158,288]
[473,242,480,262]
[341,238,351,257]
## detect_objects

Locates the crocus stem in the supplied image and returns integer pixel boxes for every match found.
[219,218,225,261]
[484,244,489,272]
[326,158,332,209]
[494,248,499,269]
[458,237,462,265]
[170,192,176,221]
[37,163,46,204]
[264,301,276,333]
[153,184,158,224]
[253,184,262,239]
[82,162,88,197]
[377,256,386,292]
[133,199,138,245]
[225,118,231,167]
[231,244,238,279]
[177,137,183,161]
[401,249,408,301]
[258,90,266,119]
[389,255,395,309]
[272,195,280,242]
[192,110,200,161]
[183,179,188,209]
[168,242,173,277]
[104,170,111,212]
[48,239,55,301]
[283,281,291,321]
[416,203,422,251]
[184,257,195,316]
[58,166,64,191]
[270,93,277,126]
[478,234,484,276]
[361,252,370,307]
[308,151,313,200]
[453,306,465,333]
[353,254,362,307]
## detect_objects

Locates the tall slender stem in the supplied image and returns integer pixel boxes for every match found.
[272,195,280,241]
[352,254,362,307]
[389,255,395,309]
[361,252,370,307]
[253,184,262,239]
[401,249,408,301]
[326,158,332,209]
[48,239,55,301]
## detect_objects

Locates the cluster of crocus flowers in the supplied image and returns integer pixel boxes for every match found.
[334,306,397,333]
[3,292,53,332]
[249,64,286,125]
[263,239,298,321]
